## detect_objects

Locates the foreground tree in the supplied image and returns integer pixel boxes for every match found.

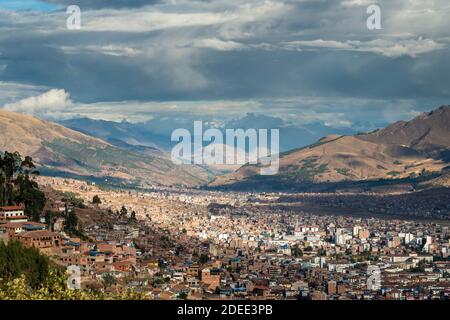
[0,241,50,289]
[0,151,45,221]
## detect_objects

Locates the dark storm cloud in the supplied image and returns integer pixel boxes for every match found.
[1,0,449,126]
[42,0,162,9]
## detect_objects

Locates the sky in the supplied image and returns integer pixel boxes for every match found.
[0,0,449,129]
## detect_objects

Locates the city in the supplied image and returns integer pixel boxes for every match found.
[1,176,447,300]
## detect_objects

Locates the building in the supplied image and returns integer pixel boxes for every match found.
[201,268,220,288]
[0,206,28,223]
[327,280,337,295]
[0,221,47,237]
[335,228,348,246]
[358,229,370,240]
[16,230,62,249]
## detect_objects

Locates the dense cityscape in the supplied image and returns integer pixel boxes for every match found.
[2,176,448,300]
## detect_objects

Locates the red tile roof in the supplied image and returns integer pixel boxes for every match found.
[0,206,24,211]
[19,230,60,238]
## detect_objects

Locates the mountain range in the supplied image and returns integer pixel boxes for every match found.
[0,109,212,187]
[210,106,450,192]
[60,113,357,153]
[1,106,449,192]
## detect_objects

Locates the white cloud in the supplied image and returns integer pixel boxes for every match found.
[3,88,73,114]
[59,44,142,57]
[341,0,374,7]
[285,39,353,50]
[80,1,287,34]
[284,37,445,58]
[192,38,245,51]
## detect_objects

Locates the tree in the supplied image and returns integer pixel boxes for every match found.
[199,253,209,264]
[1,151,22,205]
[15,175,46,221]
[102,273,117,288]
[129,210,137,222]
[0,240,50,289]
[178,291,188,300]
[45,210,54,229]
[0,152,46,221]
[291,244,303,257]
[65,209,80,237]
[59,191,85,208]
[92,195,101,205]
[119,206,128,218]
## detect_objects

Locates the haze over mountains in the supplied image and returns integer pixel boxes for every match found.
[0,109,212,187]
[210,106,450,191]
[61,113,357,154]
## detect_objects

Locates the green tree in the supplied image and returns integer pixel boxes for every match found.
[0,240,50,289]
[199,253,209,264]
[0,151,22,205]
[15,175,46,221]
[178,291,188,300]
[291,244,303,257]
[129,210,137,222]
[44,210,54,229]
[102,273,117,288]
[65,209,79,233]
[92,195,101,205]
[0,152,46,221]
[119,205,128,218]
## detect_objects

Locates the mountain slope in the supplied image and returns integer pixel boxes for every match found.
[61,114,357,154]
[210,106,450,190]
[60,117,172,151]
[360,106,450,159]
[0,109,211,187]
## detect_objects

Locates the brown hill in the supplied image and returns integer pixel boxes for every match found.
[0,109,211,187]
[360,106,450,157]
[210,106,450,189]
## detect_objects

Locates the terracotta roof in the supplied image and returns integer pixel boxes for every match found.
[0,206,24,211]
[1,222,46,228]
[19,230,60,238]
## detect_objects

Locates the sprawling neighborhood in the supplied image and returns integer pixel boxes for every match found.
[2,176,448,300]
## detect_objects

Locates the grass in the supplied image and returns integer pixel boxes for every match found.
[281,156,329,182]
[335,168,355,177]
[43,139,157,171]
[280,135,344,157]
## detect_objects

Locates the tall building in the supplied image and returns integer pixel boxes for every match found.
[335,228,347,246]
[358,229,370,240]
[327,280,337,295]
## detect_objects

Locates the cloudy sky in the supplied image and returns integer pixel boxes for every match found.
[0,0,449,128]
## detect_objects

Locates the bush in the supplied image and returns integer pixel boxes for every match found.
[0,241,50,289]
[0,269,148,300]
[92,195,101,205]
